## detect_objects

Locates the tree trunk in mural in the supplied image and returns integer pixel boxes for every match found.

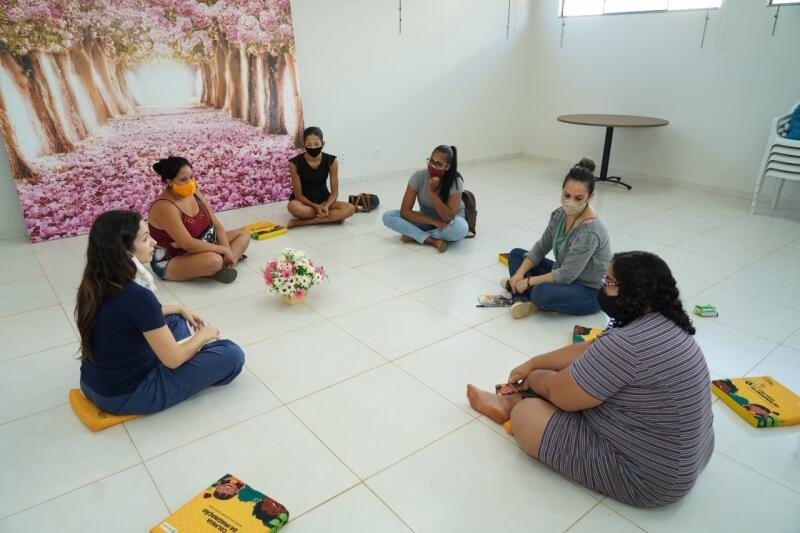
[115,63,138,108]
[69,44,112,123]
[51,52,90,141]
[90,40,126,115]
[246,53,260,127]
[200,62,212,105]
[225,43,243,119]
[212,40,227,109]
[284,52,304,148]
[264,53,287,135]
[0,89,35,182]
[0,51,74,155]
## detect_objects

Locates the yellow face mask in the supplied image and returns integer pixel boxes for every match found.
[171,179,197,197]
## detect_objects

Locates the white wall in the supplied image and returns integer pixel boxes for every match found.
[523,0,800,202]
[290,0,530,178]
[0,0,530,239]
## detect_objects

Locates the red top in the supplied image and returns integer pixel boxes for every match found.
[148,196,211,257]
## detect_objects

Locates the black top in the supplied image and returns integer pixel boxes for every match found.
[289,152,336,204]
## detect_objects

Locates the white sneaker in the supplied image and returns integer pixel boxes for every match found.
[500,277,510,292]
[510,300,538,319]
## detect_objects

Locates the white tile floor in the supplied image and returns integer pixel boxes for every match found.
[1,157,800,532]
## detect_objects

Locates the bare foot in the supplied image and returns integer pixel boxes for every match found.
[467,384,514,424]
[400,235,415,243]
[425,237,448,253]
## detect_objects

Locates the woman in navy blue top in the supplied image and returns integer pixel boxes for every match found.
[76,210,244,415]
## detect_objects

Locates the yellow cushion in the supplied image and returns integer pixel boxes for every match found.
[68,389,139,431]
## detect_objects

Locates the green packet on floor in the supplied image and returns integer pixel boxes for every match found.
[694,304,718,317]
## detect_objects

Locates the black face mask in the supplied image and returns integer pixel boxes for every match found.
[306,146,322,157]
[598,290,620,319]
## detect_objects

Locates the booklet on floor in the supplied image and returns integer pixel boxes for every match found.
[572,325,605,344]
[476,294,513,307]
[151,474,289,533]
[711,376,800,428]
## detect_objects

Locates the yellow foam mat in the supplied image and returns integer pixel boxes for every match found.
[245,220,287,240]
[68,389,139,431]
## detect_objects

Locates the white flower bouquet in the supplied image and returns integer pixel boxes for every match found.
[263,248,327,303]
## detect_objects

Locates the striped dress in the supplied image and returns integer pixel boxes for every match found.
[538,313,714,507]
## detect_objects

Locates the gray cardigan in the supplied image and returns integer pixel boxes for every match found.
[525,208,612,289]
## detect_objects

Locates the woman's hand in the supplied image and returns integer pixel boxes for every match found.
[428,176,441,195]
[196,324,221,345]
[179,306,206,331]
[512,277,530,295]
[314,204,328,219]
[508,360,535,386]
[221,247,236,267]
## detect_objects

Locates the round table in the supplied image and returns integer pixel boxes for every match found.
[557,114,669,190]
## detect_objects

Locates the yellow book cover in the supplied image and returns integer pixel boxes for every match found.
[245,220,287,240]
[572,325,604,344]
[151,474,289,533]
[711,377,800,428]
[498,253,509,266]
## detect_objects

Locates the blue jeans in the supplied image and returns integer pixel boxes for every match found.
[507,248,600,316]
[80,314,245,415]
[382,210,469,244]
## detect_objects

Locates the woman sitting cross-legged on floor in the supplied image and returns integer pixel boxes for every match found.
[382,145,469,253]
[148,156,250,284]
[503,158,611,318]
[76,210,245,415]
[468,251,714,508]
[287,126,355,228]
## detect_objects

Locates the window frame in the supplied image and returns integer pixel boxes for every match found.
[558,0,724,17]
[767,0,800,6]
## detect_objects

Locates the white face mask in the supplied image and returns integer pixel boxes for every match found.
[132,255,158,294]
[561,198,588,216]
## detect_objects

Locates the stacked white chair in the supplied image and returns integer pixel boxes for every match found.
[751,101,800,214]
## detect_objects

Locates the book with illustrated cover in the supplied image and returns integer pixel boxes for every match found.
[711,377,800,428]
[476,294,513,307]
[572,325,605,344]
[498,253,509,266]
[151,474,289,533]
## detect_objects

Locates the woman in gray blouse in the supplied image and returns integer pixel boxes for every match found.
[502,158,611,317]
[382,145,469,253]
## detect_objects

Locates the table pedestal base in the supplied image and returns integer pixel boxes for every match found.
[598,127,632,190]
[596,176,632,190]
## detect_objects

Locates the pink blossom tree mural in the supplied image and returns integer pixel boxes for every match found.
[0,0,304,241]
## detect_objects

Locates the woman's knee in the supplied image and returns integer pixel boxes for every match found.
[510,398,556,458]
[382,209,401,225]
[203,252,225,273]
[448,216,469,240]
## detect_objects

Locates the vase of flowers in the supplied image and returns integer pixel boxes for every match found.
[263,248,327,305]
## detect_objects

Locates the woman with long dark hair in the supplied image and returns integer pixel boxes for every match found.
[148,156,250,284]
[382,145,469,252]
[76,210,245,415]
[467,251,714,508]
[502,158,611,317]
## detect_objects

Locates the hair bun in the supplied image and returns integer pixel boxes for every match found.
[575,157,595,174]
[152,160,165,174]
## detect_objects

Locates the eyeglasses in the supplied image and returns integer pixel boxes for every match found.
[426,158,448,170]
[601,275,618,288]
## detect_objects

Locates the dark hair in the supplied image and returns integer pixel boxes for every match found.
[432,145,462,203]
[153,156,192,182]
[562,157,596,195]
[609,251,695,335]
[303,126,323,142]
[75,211,141,361]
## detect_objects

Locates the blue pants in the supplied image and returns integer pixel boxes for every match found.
[507,248,600,316]
[81,314,245,415]
[382,210,469,244]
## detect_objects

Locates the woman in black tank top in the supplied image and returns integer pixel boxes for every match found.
[287,126,355,228]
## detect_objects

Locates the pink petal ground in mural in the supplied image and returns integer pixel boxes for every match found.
[16,107,298,242]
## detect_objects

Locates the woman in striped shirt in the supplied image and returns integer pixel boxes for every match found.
[467,251,714,507]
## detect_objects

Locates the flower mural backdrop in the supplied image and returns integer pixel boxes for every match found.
[0,0,304,241]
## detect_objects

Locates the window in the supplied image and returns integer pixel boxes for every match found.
[560,0,722,16]
[769,0,800,5]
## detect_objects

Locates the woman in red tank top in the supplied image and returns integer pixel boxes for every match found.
[147,156,250,283]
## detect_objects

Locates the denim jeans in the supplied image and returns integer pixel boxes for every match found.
[507,248,600,316]
[80,314,245,415]
[382,210,469,244]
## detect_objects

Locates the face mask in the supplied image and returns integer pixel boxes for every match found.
[306,146,322,157]
[131,255,157,294]
[561,198,587,217]
[598,290,619,319]
[428,165,447,178]
[171,179,197,197]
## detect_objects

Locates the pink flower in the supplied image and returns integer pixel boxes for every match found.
[294,289,305,299]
